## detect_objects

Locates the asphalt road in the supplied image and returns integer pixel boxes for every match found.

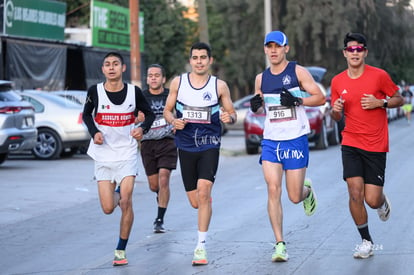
[1,118,413,275]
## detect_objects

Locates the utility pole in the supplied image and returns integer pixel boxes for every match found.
[129,0,141,87]
[197,0,209,44]
[264,0,271,67]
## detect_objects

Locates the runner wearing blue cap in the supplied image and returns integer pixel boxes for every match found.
[250,30,325,262]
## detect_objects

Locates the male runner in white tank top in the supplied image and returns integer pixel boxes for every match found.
[82,52,155,266]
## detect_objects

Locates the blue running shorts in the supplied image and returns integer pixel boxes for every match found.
[260,135,309,170]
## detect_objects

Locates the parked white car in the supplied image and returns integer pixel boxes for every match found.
[52,90,87,105]
[17,90,90,159]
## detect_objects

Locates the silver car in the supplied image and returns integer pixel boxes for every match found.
[0,81,37,164]
[18,90,90,160]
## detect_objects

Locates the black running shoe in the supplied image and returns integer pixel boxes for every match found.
[153,218,166,233]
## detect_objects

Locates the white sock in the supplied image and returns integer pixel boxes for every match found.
[196,231,207,250]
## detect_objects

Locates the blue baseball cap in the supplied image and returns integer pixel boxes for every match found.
[264,31,288,46]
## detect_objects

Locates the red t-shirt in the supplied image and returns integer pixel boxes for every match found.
[331,65,398,152]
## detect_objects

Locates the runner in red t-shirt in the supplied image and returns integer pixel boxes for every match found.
[330,32,403,259]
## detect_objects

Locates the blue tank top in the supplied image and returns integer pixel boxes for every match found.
[175,73,221,152]
[261,61,310,140]
[262,61,299,94]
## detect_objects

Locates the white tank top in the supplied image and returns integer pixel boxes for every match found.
[87,83,138,162]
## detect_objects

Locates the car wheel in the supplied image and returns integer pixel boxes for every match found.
[32,128,63,160]
[315,123,328,150]
[245,141,259,155]
[328,122,340,145]
[0,153,7,165]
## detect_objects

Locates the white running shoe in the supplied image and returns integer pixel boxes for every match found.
[377,194,391,221]
[353,239,374,259]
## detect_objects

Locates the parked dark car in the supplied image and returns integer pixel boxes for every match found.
[17,90,90,160]
[0,81,37,164]
[243,67,342,154]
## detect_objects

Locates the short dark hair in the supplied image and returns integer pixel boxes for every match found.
[190,42,212,58]
[103,52,124,65]
[343,32,367,48]
[147,64,165,77]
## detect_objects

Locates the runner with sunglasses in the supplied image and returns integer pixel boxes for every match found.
[330,32,403,259]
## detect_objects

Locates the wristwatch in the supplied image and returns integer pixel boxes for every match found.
[382,99,388,108]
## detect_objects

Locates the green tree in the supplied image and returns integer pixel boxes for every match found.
[65,0,193,80]
[66,0,90,27]
[141,0,195,80]
[205,0,414,93]
[282,0,414,83]
[207,0,264,99]
[66,0,414,91]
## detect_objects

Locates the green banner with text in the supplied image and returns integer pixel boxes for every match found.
[3,0,66,41]
[91,0,144,51]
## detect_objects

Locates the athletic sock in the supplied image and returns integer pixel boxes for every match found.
[357,223,372,242]
[196,231,207,250]
[157,207,167,221]
[116,237,128,250]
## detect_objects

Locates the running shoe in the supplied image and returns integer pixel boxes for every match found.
[192,248,208,265]
[377,194,391,221]
[113,249,128,266]
[272,242,288,262]
[353,239,374,259]
[303,179,317,216]
[153,218,166,233]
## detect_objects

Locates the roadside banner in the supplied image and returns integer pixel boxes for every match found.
[3,0,66,41]
[90,0,144,51]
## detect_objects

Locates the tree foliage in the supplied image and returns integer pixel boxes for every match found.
[140,0,194,80]
[65,0,414,96]
[206,0,414,97]
[65,0,193,80]
[206,0,264,98]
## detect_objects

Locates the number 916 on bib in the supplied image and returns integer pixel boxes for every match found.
[268,105,297,123]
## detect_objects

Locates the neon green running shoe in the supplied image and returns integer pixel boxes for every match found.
[272,242,288,262]
[113,250,128,266]
[192,248,208,265]
[303,179,317,216]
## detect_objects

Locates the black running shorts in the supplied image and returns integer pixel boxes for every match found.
[178,148,220,191]
[341,145,386,186]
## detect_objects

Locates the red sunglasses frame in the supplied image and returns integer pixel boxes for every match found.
[344,46,366,53]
